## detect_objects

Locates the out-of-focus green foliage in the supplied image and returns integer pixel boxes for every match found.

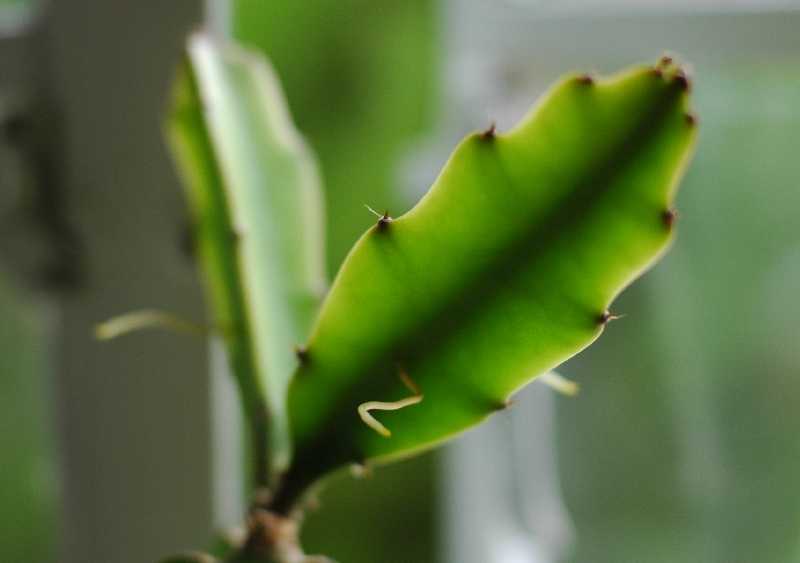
[232,0,438,272]
[0,0,40,30]
[0,277,57,563]
[167,33,326,481]
[277,61,697,509]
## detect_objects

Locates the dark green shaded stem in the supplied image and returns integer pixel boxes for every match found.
[250,401,271,489]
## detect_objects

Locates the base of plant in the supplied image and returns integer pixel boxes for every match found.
[227,509,333,563]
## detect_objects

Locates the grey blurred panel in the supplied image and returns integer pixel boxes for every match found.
[41,1,213,562]
[443,4,800,139]
[209,337,244,532]
[441,385,574,563]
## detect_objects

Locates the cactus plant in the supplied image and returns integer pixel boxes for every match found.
[156,33,696,562]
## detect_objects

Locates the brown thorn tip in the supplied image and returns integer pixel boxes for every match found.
[685,112,698,126]
[480,122,496,140]
[350,463,372,479]
[662,208,678,227]
[598,310,624,326]
[494,399,514,412]
[674,69,691,91]
[294,345,309,363]
[658,55,673,67]
[577,73,594,85]
[377,211,393,230]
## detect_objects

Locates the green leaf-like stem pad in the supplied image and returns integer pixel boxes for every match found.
[168,34,326,480]
[276,60,697,511]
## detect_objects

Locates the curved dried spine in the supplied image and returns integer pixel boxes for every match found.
[358,367,424,438]
[95,309,207,340]
[539,371,580,397]
[358,395,424,438]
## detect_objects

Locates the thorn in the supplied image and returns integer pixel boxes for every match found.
[365,204,393,230]
[662,208,678,227]
[658,54,673,68]
[685,112,698,126]
[493,398,514,412]
[479,122,496,140]
[378,211,393,229]
[230,226,245,243]
[294,345,309,364]
[397,366,421,395]
[576,73,594,85]
[673,69,691,92]
[349,463,373,479]
[598,310,624,326]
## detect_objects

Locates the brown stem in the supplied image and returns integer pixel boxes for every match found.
[228,510,333,563]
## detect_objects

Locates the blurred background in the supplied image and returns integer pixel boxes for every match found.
[0,0,798,562]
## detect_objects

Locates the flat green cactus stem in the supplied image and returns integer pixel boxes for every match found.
[274,58,697,511]
[166,35,697,560]
[167,33,326,484]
